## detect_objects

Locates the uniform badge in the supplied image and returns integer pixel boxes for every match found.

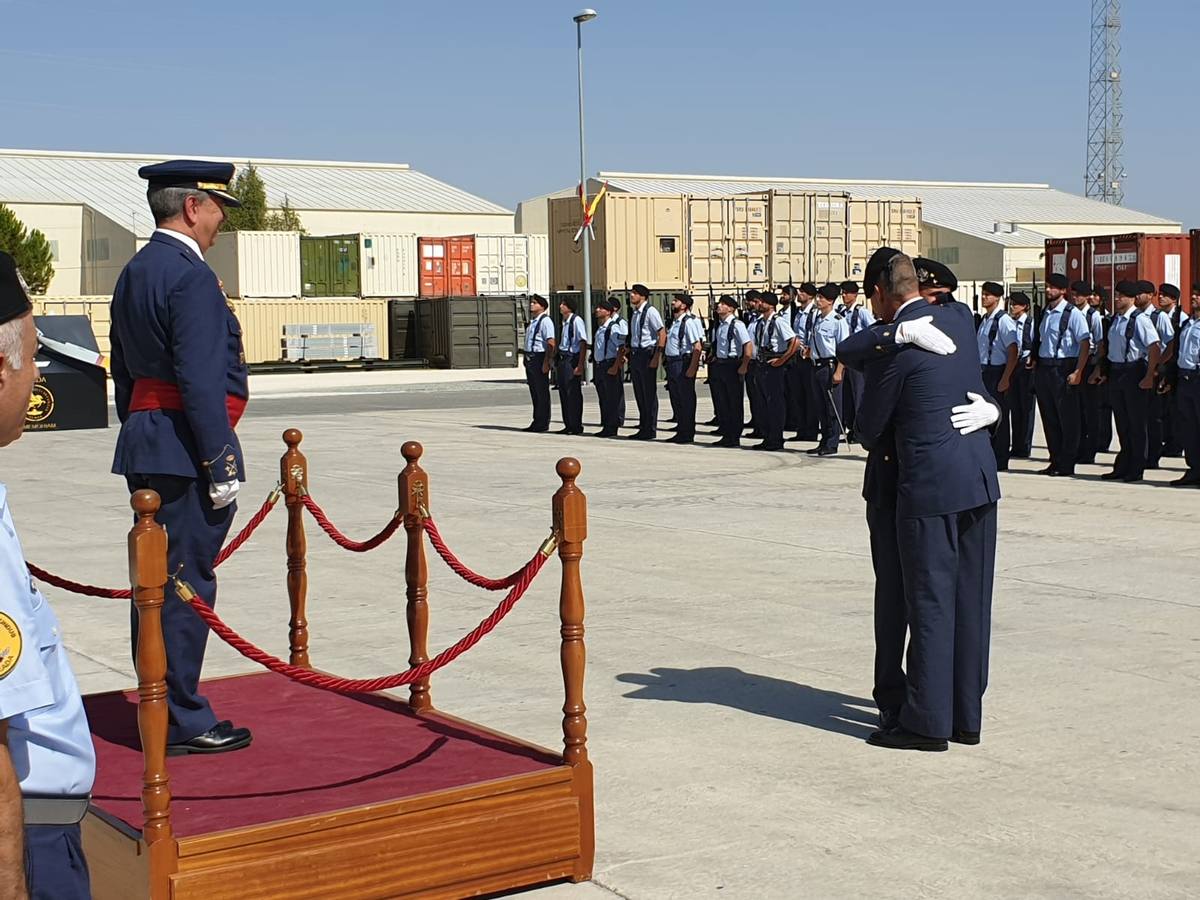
[0,613,23,679]
[225,454,238,479]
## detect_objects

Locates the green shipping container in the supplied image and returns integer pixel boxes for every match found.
[301,235,361,297]
[416,297,519,369]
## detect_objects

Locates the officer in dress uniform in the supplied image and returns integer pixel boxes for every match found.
[1007,292,1037,458]
[0,253,94,899]
[839,280,874,442]
[1166,287,1200,486]
[708,295,754,448]
[1095,281,1161,483]
[522,295,556,432]
[1031,273,1092,476]
[1071,281,1105,464]
[751,292,799,451]
[110,161,252,755]
[792,283,822,441]
[618,284,666,440]
[808,284,850,456]
[663,293,706,444]
[976,283,1019,471]
[555,297,588,435]
[1150,284,1183,464]
[591,297,627,437]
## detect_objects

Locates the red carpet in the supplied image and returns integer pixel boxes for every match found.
[85,672,562,837]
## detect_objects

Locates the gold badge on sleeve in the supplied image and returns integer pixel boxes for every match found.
[0,613,22,679]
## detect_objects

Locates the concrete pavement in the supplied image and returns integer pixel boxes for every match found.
[11,376,1200,899]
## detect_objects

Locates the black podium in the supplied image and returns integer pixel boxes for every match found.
[24,315,108,432]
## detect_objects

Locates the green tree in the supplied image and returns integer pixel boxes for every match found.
[0,204,55,294]
[220,163,269,232]
[265,195,305,233]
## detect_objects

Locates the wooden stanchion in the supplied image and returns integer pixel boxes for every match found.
[552,457,594,881]
[400,441,432,712]
[282,429,310,668]
[128,489,177,897]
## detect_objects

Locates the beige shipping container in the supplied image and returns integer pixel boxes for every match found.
[228,298,390,364]
[549,192,687,292]
[687,195,769,290]
[764,191,854,285]
[206,231,302,299]
[847,198,921,279]
[360,233,418,297]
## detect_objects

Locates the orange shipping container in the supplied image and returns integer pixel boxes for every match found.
[1045,233,1191,313]
[419,236,476,297]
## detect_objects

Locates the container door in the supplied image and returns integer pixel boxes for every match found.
[420,239,447,297]
[447,297,484,367]
[475,235,502,295]
[329,237,360,297]
[768,191,810,286]
[731,195,768,286]
[300,237,329,297]
[527,234,549,296]
[506,234,529,294]
[448,236,476,296]
[688,197,727,287]
[814,194,850,282]
[483,298,518,367]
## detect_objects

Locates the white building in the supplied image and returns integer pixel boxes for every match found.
[0,149,514,296]
[519,172,1182,283]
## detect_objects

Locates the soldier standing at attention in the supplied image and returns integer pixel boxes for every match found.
[110,160,252,755]
[1071,281,1105,465]
[1089,286,1114,453]
[591,296,627,437]
[555,296,588,435]
[1096,281,1161,483]
[664,293,705,444]
[808,284,850,456]
[742,290,764,439]
[751,292,799,451]
[1165,288,1200,486]
[1151,284,1183,462]
[708,294,754,448]
[1032,273,1091,477]
[839,280,874,442]
[792,283,821,441]
[1007,292,1036,458]
[780,284,802,433]
[618,284,666,441]
[976,283,1020,471]
[522,295,555,432]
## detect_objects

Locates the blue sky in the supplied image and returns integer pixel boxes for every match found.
[1,0,1195,224]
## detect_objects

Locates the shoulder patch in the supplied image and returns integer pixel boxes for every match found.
[0,612,22,679]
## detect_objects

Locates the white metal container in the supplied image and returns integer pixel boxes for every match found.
[475,233,549,296]
[527,233,549,296]
[206,231,302,298]
[359,233,418,297]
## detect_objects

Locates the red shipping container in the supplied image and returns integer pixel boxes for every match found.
[1045,233,1192,313]
[418,236,476,298]
[1189,229,1200,313]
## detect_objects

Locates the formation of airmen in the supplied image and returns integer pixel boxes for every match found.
[521,265,1200,488]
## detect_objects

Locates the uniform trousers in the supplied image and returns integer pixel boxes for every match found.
[897,502,997,739]
[1108,361,1150,479]
[843,366,865,439]
[866,501,906,716]
[981,365,1011,471]
[555,351,584,433]
[1147,386,1167,467]
[797,359,821,439]
[709,359,744,443]
[665,357,697,440]
[784,357,802,431]
[629,348,659,437]
[814,362,842,452]
[745,364,762,432]
[1175,372,1200,474]
[594,358,623,433]
[24,824,90,900]
[1034,359,1082,474]
[1096,378,1114,451]
[1009,363,1036,456]
[1077,361,1102,462]
[524,351,551,431]
[755,359,787,448]
[126,474,235,743]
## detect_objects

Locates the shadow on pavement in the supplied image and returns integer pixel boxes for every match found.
[616,666,877,739]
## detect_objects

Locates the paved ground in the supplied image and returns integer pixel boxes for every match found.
[12,370,1200,899]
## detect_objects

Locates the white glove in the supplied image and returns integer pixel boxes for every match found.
[951,392,1000,435]
[895,316,956,355]
[209,480,240,509]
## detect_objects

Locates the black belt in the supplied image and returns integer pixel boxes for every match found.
[664,355,683,361]
[1037,357,1073,366]
[22,794,90,826]
[982,363,1006,370]
[814,357,835,366]
[1180,369,1198,380]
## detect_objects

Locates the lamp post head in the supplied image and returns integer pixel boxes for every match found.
[573,8,598,23]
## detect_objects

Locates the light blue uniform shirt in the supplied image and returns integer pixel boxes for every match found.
[841,303,875,335]
[628,303,665,349]
[0,484,95,796]
[1149,308,1176,352]
[1014,312,1034,359]
[1107,309,1159,363]
[666,313,705,358]
[559,314,588,354]
[1037,300,1091,359]
[812,311,850,358]
[1082,306,1105,350]
[793,302,818,351]
[976,309,1019,366]
[753,312,795,359]
[714,316,752,359]
[1177,317,1200,371]
[593,315,628,362]
[524,314,554,353]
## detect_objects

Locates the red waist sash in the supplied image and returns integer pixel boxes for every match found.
[129,378,247,428]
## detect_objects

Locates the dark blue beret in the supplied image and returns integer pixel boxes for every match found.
[818,283,841,300]
[0,251,33,325]
[915,257,959,291]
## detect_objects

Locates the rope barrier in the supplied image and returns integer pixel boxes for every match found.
[26,489,281,600]
[422,516,544,591]
[177,544,552,694]
[300,493,403,552]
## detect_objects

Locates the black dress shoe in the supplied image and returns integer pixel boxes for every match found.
[1100,471,1125,481]
[167,721,252,756]
[1171,473,1200,486]
[1037,465,1057,475]
[711,439,740,448]
[751,442,783,451]
[595,430,618,438]
[554,428,572,434]
[667,435,694,444]
[1050,469,1073,477]
[1075,456,1096,465]
[949,730,981,746]
[523,425,548,433]
[816,447,838,456]
[866,725,947,752]
[1121,474,1143,483]
[624,433,654,441]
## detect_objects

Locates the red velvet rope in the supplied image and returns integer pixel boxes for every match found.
[26,492,280,601]
[421,517,529,591]
[185,548,550,694]
[300,493,403,552]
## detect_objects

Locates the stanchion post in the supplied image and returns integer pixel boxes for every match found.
[282,429,310,668]
[129,489,178,896]
[400,441,432,711]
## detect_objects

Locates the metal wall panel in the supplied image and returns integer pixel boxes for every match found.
[359,232,418,297]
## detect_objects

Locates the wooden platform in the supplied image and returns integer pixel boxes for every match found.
[83,672,593,899]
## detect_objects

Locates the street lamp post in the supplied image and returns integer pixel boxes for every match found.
[574,8,597,378]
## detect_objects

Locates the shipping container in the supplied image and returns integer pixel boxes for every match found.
[763,191,851,285]
[418,236,476,297]
[1045,233,1192,313]
[686,195,769,290]
[847,198,921,280]
[207,231,302,299]
[359,233,418,298]
[416,297,519,368]
[301,235,361,297]
[549,193,688,292]
[474,233,549,296]
[229,298,389,364]
[388,299,421,360]
[1188,230,1199,313]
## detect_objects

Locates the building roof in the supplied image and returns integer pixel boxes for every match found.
[594,172,1181,248]
[0,149,511,237]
